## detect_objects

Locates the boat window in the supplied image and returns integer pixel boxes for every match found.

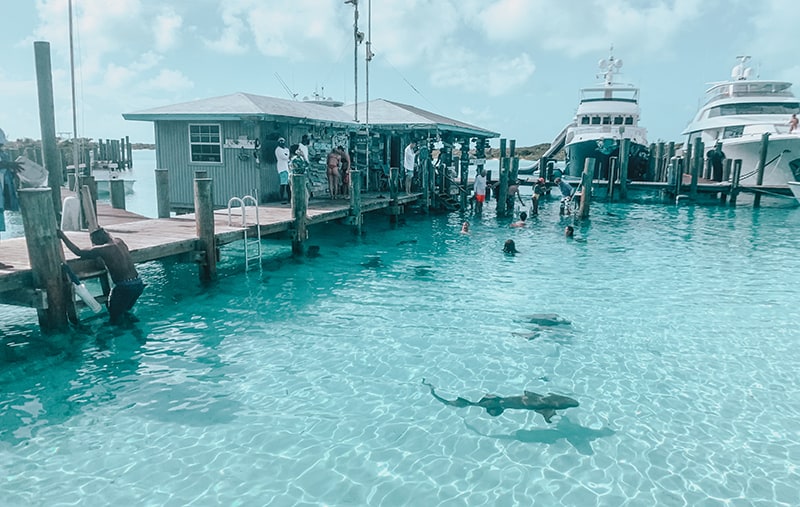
[708,102,800,117]
[722,126,744,139]
[581,117,590,125]
[591,117,601,125]
[624,117,633,125]
[602,117,611,125]
[614,116,623,125]
[189,124,222,163]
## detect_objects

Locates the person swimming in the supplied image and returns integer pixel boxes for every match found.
[503,239,519,254]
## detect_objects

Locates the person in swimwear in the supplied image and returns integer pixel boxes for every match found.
[326,148,341,199]
[58,227,144,325]
[336,145,351,199]
[473,168,487,213]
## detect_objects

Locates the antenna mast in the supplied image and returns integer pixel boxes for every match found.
[274,73,298,100]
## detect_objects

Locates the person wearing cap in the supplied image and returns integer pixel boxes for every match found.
[531,177,547,215]
[275,138,290,202]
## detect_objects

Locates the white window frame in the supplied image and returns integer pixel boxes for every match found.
[189,124,223,164]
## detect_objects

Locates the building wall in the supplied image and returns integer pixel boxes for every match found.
[154,120,275,209]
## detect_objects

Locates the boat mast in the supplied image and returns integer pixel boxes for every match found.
[68,0,80,180]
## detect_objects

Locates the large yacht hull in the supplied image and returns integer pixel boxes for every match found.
[715,135,800,186]
[565,138,650,180]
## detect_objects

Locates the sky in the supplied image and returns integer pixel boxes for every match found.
[1,0,799,148]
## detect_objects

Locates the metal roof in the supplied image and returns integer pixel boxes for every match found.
[123,93,498,138]
[341,99,499,138]
[123,92,355,126]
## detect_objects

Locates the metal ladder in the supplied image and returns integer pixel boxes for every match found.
[227,195,262,270]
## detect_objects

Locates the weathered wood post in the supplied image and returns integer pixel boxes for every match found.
[291,173,309,253]
[666,142,676,181]
[722,158,732,182]
[126,136,133,168]
[619,138,630,200]
[459,156,468,211]
[607,158,617,201]
[347,170,362,236]
[18,188,69,332]
[155,169,171,218]
[578,158,594,219]
[194,177,216,281]
[509,139,518,181]
[421,148,430,212]
[110,179,126,209]
[730,159,742,206]
[754,132,770,208]
[496,138,506,202]
[389,166,401,226]
[34,41,64,218]
[690,138,703,201]
[655,142,665,181]
[78,175,97,229]
[496,157,509,216]
[647,142,657,181]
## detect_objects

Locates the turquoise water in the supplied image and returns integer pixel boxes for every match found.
[2,172,800,505]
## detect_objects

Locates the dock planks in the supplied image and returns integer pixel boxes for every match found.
[0,192,420,298]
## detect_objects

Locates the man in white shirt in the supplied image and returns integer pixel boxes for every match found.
[298,134,310,163]
[474,168,487,213]
[275,138,290,201]
[403,141,417,193]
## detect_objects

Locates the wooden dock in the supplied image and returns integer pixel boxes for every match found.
[0,192,420,305]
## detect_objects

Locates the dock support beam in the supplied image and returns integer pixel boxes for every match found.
[388,167,401,226]
[155,169,171,218]
[730,159,742,206]
[496,157,509,216]
[754,132,770,208]
[619,138,629,201]
[347,170,362,236]
[690,138,703,201]
[291,173,309,254]
[110,179,126,209]
[19,188,69,333]
[34,41,64,219]
[578,158,594,219]
[194,177,216,281]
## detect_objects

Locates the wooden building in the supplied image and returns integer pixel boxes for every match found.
[123,93,498,210]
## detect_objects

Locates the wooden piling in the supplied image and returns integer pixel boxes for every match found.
[34,41,64,218]
[496,157,509,216]
[457,158,467,211]
[607,158,617,201]
[754,132,770,208]
[291,173,309,252]
[690,138,703,201]
[509,140,518,181]
[126,135,133,169]
[389,166,400,225]
[578,158,593,218]
[155,169,171,218]
[348,170,362,236]
[722,158,732,182]
[730,159,742,206]
[194,177,216,281]
[619,138,629,200]
[110,179,126,209]
[18,188,69,333]
[655,142,665,181]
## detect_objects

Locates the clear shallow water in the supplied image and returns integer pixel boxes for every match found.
[2,192,800,505]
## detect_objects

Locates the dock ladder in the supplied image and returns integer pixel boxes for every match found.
[227,195,262,270]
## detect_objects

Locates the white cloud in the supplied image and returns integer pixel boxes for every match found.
[431,51,535,96]
[144,69,194,92]
[153,8,183,52]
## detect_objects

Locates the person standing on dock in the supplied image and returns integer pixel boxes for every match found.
[337,146,351,199]
[707,142,726,182]
[57,228,144,325]
[298,134,311,162]
[404,140,417,194]
[474,168,487,213]
[275,138,290,202]
[326,148,341,199]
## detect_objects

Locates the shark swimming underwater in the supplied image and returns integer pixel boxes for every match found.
[421,379,579,423]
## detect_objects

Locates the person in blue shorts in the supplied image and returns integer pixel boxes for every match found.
[58,227,144,325]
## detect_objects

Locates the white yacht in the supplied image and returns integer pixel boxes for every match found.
[681,56,800,187]
[563,52,649,180]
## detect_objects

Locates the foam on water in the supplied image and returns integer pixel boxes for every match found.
[2,187,800,505]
